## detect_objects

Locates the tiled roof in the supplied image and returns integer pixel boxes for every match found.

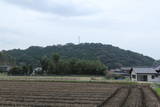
[133,67,157,74]
[155,65,160,70]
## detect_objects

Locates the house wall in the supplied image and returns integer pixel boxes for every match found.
[147,74,160,82]
[131,71,160,82]
[0,66,11,72]
[131,71,137,81]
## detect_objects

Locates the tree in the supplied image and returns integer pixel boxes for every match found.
[8,66,23,75]
[22,65,28,75]
[21,65,33,75]
[47,61,56,74]
[52,53,60,74]
[52,53,60,64]
[40,57,49,74]
[0,52,15,65]
[69,58,77,74]
[28,65,33,75]
[0,52,3,65]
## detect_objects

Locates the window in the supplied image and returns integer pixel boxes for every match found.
[132,75,136,79]
[152,75,155,79]
[155,74,158,77]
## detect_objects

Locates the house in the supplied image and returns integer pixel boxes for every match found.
[131,67,160,82]
[121,67,132,72]
[0,65,12,72]
[32,67,42,75]
[155,65,160,72]
[108,68,131,79]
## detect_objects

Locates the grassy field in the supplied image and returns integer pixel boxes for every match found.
[0,75,137,84]
[152,83,160,96]
[155,88,160,95]
[0,75,104,81]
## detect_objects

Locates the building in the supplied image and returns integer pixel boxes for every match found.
[0,65,12,72]
[32,67,42,75]
[155,65,160,71]
[108,68,131,79]
[131,67,160,82]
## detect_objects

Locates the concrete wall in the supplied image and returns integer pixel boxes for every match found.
[131,71,137,81]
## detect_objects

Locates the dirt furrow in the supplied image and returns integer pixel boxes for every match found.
[123,87,143,107]
[97,87,130,107]
[142,86,160,107]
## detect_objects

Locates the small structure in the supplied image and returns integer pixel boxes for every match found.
[108,68,131,79]
[32,67,42,75]
[0,65,12,72]
[131,67,160,82]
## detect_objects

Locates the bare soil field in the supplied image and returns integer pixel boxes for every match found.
[0,81,159,107]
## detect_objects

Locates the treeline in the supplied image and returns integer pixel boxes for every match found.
[8,65,33,76]
[8,53,106,76]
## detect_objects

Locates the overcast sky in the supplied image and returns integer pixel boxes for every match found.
[0,0,159,59]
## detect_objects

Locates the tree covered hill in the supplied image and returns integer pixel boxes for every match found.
[6,43,155,69]
[0,52,15,65]
[153,60,160,67]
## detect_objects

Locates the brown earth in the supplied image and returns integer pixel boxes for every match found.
[0,81,158,107]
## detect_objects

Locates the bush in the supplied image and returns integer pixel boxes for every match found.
[8,67,23,75]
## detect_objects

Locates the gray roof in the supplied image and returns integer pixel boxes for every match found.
[133,68,157,74]
[155,65,160,71]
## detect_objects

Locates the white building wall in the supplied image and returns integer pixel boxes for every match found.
[131,73,160,82]
[131,71,137,81]
[131,68,160,82]
[147,75,160,82]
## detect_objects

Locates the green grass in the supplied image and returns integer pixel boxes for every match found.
[155,88,160,96]
[0,75,139,85]
[151,83,160,96]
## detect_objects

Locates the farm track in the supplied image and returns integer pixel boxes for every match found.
[99,87,130,107]
[123,86,143,107]
[0,81,159,107]
[98,86,160,107]
[142,86,160,107]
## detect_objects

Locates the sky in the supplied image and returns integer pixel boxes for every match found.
[0,0,159,59]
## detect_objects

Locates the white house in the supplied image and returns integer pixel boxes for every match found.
[131,67,160,82]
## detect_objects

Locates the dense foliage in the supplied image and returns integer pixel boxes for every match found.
[8,65,33,76]
[0,52,15,65]
[8,54,106,76]
[153,60,160,67]
[6,43,155,69]
[38,54,106,75]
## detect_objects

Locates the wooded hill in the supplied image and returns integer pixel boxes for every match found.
[6,43,155,69]
[0,52,15,65]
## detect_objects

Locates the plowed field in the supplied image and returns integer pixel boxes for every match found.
[0,81,159,107]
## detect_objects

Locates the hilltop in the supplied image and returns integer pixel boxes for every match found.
[6,43,155,69]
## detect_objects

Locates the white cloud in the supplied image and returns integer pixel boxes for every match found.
[2,0,99,16]
[0,0,160,59]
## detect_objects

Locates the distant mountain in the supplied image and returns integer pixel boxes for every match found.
[153,60,160,67]
[6,43,155,69]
